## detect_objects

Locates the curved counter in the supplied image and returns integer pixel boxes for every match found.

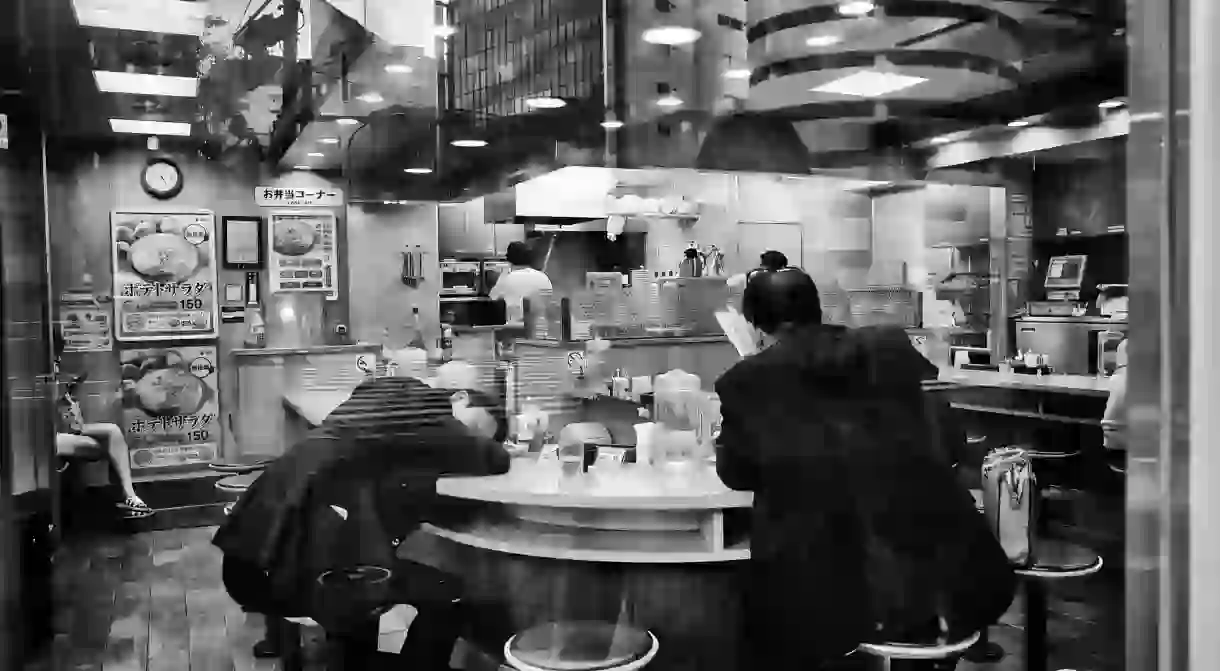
[400,462,752,671]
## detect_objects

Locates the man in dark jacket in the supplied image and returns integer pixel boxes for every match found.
[716,268,1016,670]
[213,375,511,670]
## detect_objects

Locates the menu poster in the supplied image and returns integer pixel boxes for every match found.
[267,210,339,299]
[111,211,219,341]
[120,345,219,471]
[58,292,113,352]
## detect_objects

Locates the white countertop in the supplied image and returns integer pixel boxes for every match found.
[937,368,1112,397]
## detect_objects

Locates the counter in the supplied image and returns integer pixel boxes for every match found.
[937,368,1112,397]
[400,461,751,671]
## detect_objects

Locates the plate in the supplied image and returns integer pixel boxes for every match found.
[273,219,318,256]
[127,233,201,282]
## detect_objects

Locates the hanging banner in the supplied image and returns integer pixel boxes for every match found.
[120,345,220,471]
[58,291,113,352]
[111,211,219,341]
[267,210,339,298]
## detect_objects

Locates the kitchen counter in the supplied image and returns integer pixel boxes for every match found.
[231,344,379,358]
[937,368,1113,397]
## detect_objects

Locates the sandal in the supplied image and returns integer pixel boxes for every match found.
[117,496,153,515]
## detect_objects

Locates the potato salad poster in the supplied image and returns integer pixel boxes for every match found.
[121,346,219,470]
[111,211,219,341]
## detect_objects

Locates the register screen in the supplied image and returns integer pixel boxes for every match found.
[1045,255,1086,289]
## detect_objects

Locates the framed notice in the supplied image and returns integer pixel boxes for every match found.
[120,345,220,471]
[58,292,113,352]
[111,211,219,341]
[267,210,339,300]
[221,216,265,269]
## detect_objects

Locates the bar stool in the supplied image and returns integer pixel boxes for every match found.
[275,566,403,671]
[208,454,276,474]
[504,621,659,671]
[1014,541,1103,671]
[856,631,980,671]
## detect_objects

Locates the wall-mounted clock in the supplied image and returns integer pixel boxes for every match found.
[141,157,184,200]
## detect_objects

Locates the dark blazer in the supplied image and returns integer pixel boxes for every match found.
[213,377,510,618]
[715,324,1015,665]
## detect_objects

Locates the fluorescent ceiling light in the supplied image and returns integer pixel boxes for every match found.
[1008,119,1031,128]
[1099,99,1125,109]
[525,97,566,110]
[320,138,340,145]
[451,139,487,148]
[723,68,751,80]
[73,0,205,36]
[812,71,927,97]
[405,168,434,174]
[642,26,702,46]
[601,119,624,130]
[837,1,876,16]
[929,135,953,146]
[94,71,198,97]
[109,118,191,136]
[435,24,457,38]
[294,165,312,170]
[357,92,384,104]
[806,35,842,47]
[336,118,361,126]
[308,152,325,157]
[385,64,413,74]
[656,95,684,108]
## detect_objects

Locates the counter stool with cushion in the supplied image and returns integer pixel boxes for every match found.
[208,454,277,474]
[855,632,980,671]
[1014,541,1103,671]
[504,621,659,671]
[216,471,262,517]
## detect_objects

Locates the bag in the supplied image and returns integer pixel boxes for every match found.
[981,447,1036,566]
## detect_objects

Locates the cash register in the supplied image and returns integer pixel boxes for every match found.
[1028,254,1087,316]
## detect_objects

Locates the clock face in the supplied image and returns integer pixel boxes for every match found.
[143,161,182,197]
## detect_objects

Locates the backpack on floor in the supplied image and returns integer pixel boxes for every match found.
[981,447,1037,566]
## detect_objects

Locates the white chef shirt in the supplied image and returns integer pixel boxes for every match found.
[490,267,553,322]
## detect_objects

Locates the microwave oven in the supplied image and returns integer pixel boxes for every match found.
[440,260,480,296]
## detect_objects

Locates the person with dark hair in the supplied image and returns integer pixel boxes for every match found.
[213,369,511,669]
[758,250,789,272]
[491,240,552,323]
[53,329,152,516]
[718,268,1016,670]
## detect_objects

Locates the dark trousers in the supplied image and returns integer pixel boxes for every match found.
[222,556,463,671]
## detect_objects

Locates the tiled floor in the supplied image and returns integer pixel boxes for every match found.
[23,527,1124,671]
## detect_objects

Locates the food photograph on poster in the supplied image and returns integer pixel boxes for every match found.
[119,345,219,471]
[111,211,220,341]
[267,210,339,299]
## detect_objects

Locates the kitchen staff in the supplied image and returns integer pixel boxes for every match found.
[490,240,553,323]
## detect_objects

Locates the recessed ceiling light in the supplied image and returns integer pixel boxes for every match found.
[1099,99,1125,109]
[929,136,953,146]
[320,138,340,145]
[357,92,384,104]
[94,71,198,97]
[723,68,751,80]
[1008,119,1031,128]
[451,139,488,148]
[308,152,325,157]
[336,118,360,126]
[405,167,434,174]
[109,118,191,136]
[642,26,702,46]
[294,165,311,170]
[601,119,624,130]
[435,24,457,38]
[525,97,567,109]
[656,94,684,108]
[812,71,927,97]
[384,64,413,74]
[837,1,876,16]
[806,35,842,47]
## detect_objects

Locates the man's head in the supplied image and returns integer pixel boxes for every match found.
[449,388,508,442]
[505,241,534,268]
[742,267,823,337]
[759,250,789,272]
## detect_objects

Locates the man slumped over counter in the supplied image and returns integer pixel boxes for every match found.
[212,365,510,670]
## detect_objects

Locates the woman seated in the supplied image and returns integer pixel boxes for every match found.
[54,330,152,517]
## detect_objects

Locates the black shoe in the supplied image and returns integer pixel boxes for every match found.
[252,638,281,658]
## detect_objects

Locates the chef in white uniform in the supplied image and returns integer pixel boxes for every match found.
[490,241,553,323]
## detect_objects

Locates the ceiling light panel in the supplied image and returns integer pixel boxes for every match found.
[109,118,192,136]
[812,71,927,97]
[73,0,206,36]
[94,71,198,97]
[642,26,702,45]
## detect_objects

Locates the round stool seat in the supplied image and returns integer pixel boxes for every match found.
[505,622,658,671]
[216,472,261,494]
[1016,541,1103,579]
[966,435,987,445]
[209,455,276,474]
[1024,449,1081,460]
[856,632,981,660]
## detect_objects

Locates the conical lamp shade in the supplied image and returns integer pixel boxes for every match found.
[695,114,811,173]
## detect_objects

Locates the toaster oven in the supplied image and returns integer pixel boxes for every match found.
[440,260,480,296]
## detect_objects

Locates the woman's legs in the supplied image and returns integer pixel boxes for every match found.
[80,423,141,501]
